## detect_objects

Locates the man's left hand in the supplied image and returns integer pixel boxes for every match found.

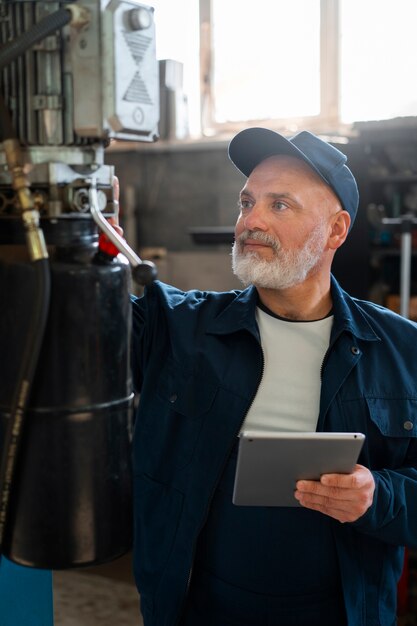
[294,464,375,523]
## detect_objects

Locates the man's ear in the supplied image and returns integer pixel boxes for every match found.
[328,210,350,250]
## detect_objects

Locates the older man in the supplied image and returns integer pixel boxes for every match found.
[128,128,417,626]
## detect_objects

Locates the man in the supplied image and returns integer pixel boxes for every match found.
[128,128,417,626]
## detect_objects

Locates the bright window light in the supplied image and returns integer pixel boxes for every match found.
[340,0,417,123]
[150,0,200,136]
[149,1,417,137]
[211,0,321,122]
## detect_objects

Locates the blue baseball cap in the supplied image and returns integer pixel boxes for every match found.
[228,127,359,230]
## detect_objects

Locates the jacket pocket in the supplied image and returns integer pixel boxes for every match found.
[366,397,417,438]
[147,357,218,470]
[133,473,183,596]
[156,357,218,418]
[365,397,417,467]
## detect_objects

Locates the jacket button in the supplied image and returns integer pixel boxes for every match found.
[169,393,177,403]
[404,421,414,431]
[351,346,360,355]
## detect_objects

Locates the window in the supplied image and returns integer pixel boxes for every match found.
[201,0,338,135]
[151,0,201,136]
[339,0,417,124]
[150,0,417,139]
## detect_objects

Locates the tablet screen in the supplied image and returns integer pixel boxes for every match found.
[232,431,365,507]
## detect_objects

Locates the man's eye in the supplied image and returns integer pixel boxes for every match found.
[238,199,252,210]
[273,201,287,211]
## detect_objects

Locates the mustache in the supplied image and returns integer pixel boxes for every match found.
[236,230,281,253]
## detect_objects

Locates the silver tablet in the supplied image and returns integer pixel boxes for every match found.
[232,430,365,507]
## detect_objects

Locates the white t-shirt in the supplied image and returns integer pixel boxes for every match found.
[241,305,333,433]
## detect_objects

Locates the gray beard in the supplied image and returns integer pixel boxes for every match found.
[231,222,327,290]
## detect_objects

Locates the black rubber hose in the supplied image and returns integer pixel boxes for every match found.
[0,73,51,548]
[0,258,51,548]
[0,5,63,548]
[0,7,72,71]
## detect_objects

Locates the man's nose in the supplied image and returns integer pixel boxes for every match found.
[243,203,269,231]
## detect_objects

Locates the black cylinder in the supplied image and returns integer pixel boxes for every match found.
[0,218,133,569]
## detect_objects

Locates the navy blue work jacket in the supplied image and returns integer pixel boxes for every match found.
[131,276,417,626]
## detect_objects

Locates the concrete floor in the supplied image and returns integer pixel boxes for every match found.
[53,553,143,626]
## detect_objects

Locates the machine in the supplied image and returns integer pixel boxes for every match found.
[0,0,158,569]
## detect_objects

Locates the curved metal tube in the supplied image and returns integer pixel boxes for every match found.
[89,181,157,286]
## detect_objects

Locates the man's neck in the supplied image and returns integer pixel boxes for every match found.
[256,276,333,321]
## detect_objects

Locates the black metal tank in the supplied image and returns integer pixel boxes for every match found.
[0,217,133,569]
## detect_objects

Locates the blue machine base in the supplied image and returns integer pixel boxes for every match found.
[0,555,53,625]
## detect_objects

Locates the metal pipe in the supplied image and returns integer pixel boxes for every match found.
[89,180,157,286]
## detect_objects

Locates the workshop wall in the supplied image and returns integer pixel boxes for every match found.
[107,144,242,251]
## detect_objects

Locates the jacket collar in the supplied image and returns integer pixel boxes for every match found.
[329,275,380,343]
[207,275,380,344]
[206,285,260,339]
